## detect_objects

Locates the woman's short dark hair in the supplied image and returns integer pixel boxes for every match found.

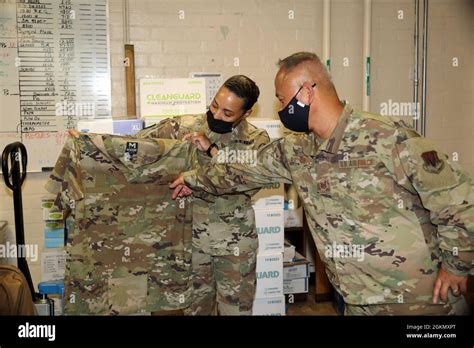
[223,75,260,111]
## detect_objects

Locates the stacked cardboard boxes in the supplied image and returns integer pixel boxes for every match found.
[249,118,286,315]
[252,189,285,315]
[283,251,311,300]
[248,118,303,229]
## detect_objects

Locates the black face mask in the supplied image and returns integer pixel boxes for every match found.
[278,83,316,133]
[206,109,234,134]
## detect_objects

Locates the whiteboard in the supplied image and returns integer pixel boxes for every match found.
[0,0,111,172]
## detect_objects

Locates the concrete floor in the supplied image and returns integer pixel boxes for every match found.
[286,284,338,316]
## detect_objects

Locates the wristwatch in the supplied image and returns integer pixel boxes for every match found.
[206,143,218,157]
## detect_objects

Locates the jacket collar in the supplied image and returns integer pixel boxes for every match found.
[315,102,353,155]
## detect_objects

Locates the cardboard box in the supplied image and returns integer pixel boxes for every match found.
[283,277,309,294]
[255,209,284,255]
[255,253,283,299]
[252,296,286,316]
[77,119,113,134]
[248,118,285,139]
[113,119,144,135]
[283,251,310,280]
[252,182,284,211]
[77,119,144,136]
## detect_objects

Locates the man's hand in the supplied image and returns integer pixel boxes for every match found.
[432,267,468,304]
[170,174,193,199]
[183,132,211,152]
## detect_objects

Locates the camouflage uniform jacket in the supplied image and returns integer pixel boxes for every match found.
[45,133,194,315]
[184,104,474,306]
[137,113,270,256]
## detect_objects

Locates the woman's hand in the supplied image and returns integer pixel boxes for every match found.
[183,132,211,152]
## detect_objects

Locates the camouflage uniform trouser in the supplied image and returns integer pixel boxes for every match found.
[345,291,470,315]
[183,249,257,316]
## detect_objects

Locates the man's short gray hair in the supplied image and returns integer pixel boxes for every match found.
[278,52,323,71]
[277,51,333,88]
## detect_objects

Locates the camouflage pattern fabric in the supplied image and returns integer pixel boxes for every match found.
[184,250,257,315]
[137,113,269,315]
[137,113,270,256]
[345,289,469,315]
[45,133,195,315]
[184,103,474,315]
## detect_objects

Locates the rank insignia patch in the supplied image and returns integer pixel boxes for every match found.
[317,178,331,193]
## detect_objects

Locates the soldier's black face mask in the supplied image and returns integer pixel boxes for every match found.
[278,83,316,133]
[207,109,234,134]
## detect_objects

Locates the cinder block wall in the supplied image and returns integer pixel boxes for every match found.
[109,0,324,119]
[0,0,472,289]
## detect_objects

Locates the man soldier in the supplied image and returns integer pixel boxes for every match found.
[172,52,473,315]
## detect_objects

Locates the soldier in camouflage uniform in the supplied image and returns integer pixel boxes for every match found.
[173,53,473,315]
[137,75,270,315]
[46,133,194,315]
